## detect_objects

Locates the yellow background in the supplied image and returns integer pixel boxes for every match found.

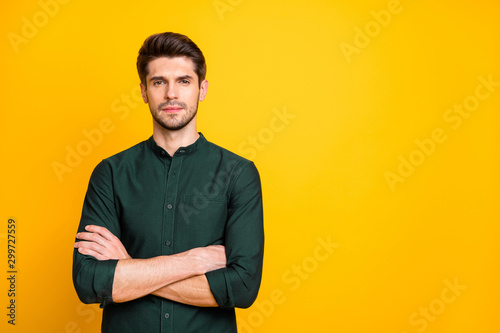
[1,0,499,332]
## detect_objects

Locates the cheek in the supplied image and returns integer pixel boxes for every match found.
[187,90,201,103]
[147,90,163,105]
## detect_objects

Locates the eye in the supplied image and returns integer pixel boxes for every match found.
[153,80,165,86]
[179,79,190,85]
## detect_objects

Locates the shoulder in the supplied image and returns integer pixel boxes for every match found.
[202,135,251,163]
[201,138,261,190]
[105,139,149,164]
[91,139,150,176]
[203,139,257,174]
[97,138,151,168]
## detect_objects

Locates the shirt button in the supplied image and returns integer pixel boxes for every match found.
[167,204,173,209]
[164,313,170,319]
[179,149,186,153]
[165,241,172,246]
[160,150,166,156]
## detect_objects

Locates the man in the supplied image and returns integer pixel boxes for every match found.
[72,32,264,333]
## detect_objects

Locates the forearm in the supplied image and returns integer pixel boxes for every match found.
[112,253,201,303]
[152,274,218,307]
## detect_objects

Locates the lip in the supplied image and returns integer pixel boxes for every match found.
[162,106,183,113]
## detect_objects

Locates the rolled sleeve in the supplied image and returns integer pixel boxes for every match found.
[73,254,118,307]
[72,160,121,307]
[206,161,264,309]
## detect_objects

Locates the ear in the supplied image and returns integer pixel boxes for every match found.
[199,79,208,101]
[140,83,148,103]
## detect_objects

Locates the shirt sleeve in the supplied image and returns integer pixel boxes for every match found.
[205,161,264,309]
[72,160,119,307]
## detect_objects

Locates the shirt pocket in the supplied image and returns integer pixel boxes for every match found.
[176,195,228,247]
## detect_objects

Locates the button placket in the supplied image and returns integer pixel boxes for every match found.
[163,156,183,256]
[160,155,183,333]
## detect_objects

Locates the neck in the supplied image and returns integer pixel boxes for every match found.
[152,121,199,156]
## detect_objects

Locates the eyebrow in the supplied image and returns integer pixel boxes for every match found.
[149,75,194,82]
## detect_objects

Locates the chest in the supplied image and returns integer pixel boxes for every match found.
[112,160,231,257]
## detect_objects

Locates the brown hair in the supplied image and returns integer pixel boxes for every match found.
[136,32,207,87]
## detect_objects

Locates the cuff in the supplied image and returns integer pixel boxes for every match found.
[94,259,119,308]
[205,268,234,309]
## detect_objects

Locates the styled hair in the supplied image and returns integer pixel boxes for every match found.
[137,32,207,87]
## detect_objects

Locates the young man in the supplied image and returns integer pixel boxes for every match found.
[72,32,264,333]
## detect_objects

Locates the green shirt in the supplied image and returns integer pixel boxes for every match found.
[72,133,264,333]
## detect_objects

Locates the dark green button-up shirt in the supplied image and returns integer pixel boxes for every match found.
[72,133,264,333]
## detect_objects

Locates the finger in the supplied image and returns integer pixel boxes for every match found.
[84,225,117,241]
[76,232,99,241]
[75,240,104,254]
[75,242,108,260]
[85,231,128,258]
[75,239,128,260]
[76,232,108,248]
[75,239,114,258]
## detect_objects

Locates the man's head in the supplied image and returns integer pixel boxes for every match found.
[137,32,208,132]
[137,32,206,87]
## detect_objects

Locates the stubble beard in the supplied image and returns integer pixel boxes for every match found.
[150,99,199,131]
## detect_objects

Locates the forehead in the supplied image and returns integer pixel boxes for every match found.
[146,56,197,78]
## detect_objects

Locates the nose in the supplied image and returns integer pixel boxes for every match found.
[165,83,178,100]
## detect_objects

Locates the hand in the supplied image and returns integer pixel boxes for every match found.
[187,245,227,274]
[74,225,131,260]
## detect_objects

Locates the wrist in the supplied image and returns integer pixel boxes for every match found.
[168,250,204,276]
[184,248,208,275]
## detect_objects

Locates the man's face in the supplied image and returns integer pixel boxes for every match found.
[141,56,208,131]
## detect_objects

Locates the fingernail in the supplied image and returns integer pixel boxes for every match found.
[85,225,90,230]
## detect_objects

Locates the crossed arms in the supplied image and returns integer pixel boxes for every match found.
[74,225,225,306]
[72,159,264,309]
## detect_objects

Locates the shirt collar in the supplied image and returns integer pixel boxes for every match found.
[148,132,207,158]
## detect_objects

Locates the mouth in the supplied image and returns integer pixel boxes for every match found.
[161,106,183,113]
